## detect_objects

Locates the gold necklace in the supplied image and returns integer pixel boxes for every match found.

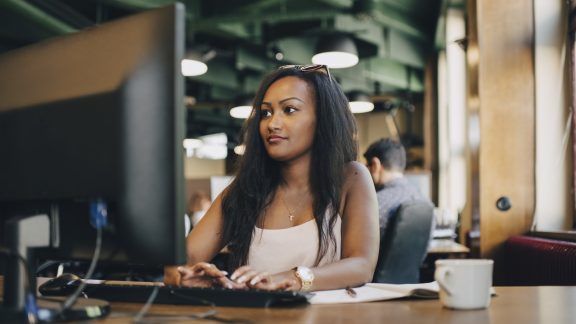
[280,195,296,223]
[280,189,307,223]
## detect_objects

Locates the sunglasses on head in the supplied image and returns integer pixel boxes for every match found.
[278,64,332,81]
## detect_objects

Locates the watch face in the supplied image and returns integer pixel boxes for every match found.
[298,266,314,281]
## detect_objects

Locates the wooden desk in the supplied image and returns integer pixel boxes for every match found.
[421,239,471,282]
[91,286,574,324]
[428,239,470,254]
[1,277,575,323]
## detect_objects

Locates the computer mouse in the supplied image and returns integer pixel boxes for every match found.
[39,273,82,296]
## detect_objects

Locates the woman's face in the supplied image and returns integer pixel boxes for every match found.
[259,76,317,162]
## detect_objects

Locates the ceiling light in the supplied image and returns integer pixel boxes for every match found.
[183,133,228,160]
[230,105,252,119]
[349,101,374,113]
[195,144,228,160]
[183,138,202,150]
[312,34,359,69]
[183,138,202,157]
[200,132,227,145]
[230,95,254,119]
[348,91,374,114]
[181,59,208,76]
[234,144,245,155]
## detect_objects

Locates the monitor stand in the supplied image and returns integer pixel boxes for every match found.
[1,213,110,322]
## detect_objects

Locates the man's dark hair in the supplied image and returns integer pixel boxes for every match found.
[363,138,406,171]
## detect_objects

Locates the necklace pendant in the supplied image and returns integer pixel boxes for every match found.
[289,214,294,222]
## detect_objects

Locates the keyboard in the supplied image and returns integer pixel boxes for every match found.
[39,280,312,308]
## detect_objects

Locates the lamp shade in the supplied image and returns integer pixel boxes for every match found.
[312,34,359,69]
[229,95,254,119]
[348,91,374,113]
[230,105,252,118]
[181,59,207,76]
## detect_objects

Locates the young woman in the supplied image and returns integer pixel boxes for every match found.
[166,64,379,292]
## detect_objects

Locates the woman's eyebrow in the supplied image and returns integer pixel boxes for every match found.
[261,97,305,106]
[279,97,304,104]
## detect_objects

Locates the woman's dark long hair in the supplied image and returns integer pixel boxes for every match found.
[220,66,358,270]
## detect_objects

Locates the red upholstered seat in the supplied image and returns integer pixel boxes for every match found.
[501,235,576,285]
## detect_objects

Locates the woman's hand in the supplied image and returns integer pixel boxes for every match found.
[230,266,298,291]
[178,262,242,289]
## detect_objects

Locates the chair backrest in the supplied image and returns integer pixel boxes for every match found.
[373,201,434,284]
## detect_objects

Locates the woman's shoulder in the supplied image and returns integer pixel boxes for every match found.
[339,161,378,217]
[344,160,370,176]
[343,161,372,187]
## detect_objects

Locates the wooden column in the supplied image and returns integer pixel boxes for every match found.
[474,0,535,281]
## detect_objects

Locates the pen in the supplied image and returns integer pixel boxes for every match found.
[346,286,357,298]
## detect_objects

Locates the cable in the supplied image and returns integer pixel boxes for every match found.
[52,199,107,320]
[130,288,256,324]
[36,260,61,275]
[132,285,159,323]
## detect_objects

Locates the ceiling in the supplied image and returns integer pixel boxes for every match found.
[0,0,459,144]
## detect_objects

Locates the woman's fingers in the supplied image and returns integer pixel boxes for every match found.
[252,277,297,291]
[177,263,227,281]
[213,276,245,289]
[178,264,299,291]
[230,265,251,281]
[248,272,271,286]
[233,269,260,284]
[198,263,228,278]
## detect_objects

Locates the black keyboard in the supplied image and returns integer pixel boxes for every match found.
[40,281,312,308]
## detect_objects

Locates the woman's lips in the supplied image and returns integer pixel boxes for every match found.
[267,135,286,144]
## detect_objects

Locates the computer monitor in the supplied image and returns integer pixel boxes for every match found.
[0,3,187,318]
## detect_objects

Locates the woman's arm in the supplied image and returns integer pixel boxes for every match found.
[307,161,379,290]
[185,192,227,265]
[164,191,229,286]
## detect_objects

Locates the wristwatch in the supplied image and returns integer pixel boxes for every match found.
[293,266,314,291]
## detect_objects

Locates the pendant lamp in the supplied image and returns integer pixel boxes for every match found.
[348,91,374,113]
[229,95,254,119]
[312,34,359,69]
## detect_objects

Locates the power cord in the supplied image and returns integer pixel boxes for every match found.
[51,199,107,320]
[132,285,160,323]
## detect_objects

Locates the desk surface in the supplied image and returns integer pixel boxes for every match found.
[95,286,574,324]
[2,278,575,323]
[428,239,470,254]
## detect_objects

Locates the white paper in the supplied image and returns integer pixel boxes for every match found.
[309,281,440,304]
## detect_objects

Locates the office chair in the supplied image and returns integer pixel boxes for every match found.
[373,201,434,284]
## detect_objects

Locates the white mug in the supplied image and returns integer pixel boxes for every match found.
[434,259,493,310]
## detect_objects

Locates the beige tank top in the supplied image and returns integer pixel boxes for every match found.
[247,213,342,274]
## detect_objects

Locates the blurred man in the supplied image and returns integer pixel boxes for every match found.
[363,138,430,232]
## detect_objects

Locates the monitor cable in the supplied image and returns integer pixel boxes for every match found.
[48,199,107,321]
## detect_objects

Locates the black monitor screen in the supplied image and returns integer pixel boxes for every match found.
[0,4,187,268]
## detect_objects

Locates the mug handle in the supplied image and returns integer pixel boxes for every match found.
[435,267,454,296]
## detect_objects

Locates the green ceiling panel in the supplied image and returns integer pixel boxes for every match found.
[236,47,269,72]
[333,65,374,93]
[194,60,238,90]
[1,0,77,35]
[364,57,423,92]
[387,30,427,68]
[275,37,316,65]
